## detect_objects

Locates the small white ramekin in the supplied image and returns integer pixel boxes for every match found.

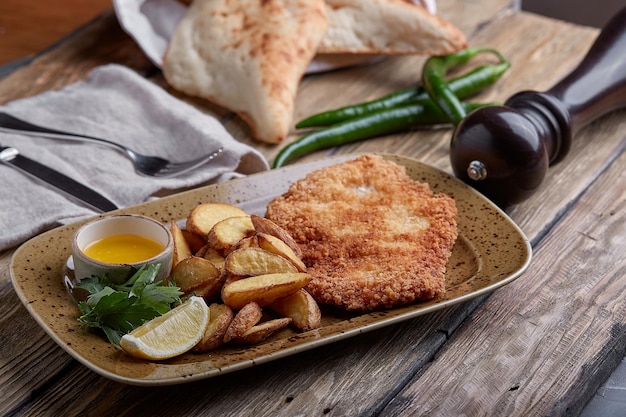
[71,214,174,283]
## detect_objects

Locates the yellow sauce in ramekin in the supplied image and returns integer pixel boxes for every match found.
[83,234,164,264]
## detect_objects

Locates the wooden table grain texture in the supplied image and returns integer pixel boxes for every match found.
[1,1,625,416]
[0,0,111,66]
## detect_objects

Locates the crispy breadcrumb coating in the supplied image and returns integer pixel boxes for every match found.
[266,154,458,311]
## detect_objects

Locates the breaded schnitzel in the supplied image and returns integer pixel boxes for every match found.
[265,154,458,311]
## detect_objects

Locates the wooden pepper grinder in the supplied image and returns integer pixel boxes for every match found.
[450,6,626,207]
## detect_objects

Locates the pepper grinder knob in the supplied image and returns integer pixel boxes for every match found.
[450,6,626,207]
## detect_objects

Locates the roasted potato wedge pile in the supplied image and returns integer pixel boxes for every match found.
[168,203,321,352]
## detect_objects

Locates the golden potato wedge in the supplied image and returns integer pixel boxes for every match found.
[207,216,255,253]
[233,235,259,251]
[203,247,226,271]
[223,302,263,343]
[194,278,228,302]
[187,203,248,237]
[194,303,234,352]
[222,274,244,287]
[268,289,321,331]
[182,229,207,254]
[170,220,192,266]
[225,247,298,277]
[257,233,306,272]
[250,215,302,257]
[169,256,224,301]
[194,244,209,258]
[231,317,292,345]
[221,272,311,309]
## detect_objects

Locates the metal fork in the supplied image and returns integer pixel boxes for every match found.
[0,111,223,177]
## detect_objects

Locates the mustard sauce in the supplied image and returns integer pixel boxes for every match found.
[83,234,164,264]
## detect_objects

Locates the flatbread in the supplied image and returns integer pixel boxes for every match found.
[163,0,328,144]
[319,0,467,55]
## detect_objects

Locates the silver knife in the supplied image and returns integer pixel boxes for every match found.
[1,145,118,212]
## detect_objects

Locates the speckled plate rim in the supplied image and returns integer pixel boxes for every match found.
[10,153,532,386]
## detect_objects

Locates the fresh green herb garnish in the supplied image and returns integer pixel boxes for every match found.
[76,264,183,345]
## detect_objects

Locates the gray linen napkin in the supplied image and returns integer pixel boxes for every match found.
[0,64,269,251]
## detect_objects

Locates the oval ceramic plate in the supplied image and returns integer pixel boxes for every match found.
[10,154,531,386]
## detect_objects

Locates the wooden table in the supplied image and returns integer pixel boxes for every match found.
[0,0,111,66]
[1,1,624,415]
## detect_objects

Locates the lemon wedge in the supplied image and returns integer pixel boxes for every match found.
[120,296,210,360]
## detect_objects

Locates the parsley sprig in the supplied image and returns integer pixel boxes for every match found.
[76,264,183,345]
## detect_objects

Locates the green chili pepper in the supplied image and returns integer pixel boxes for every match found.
[422,47,509,125]
[296,62,509,128]
[273,101,492,168]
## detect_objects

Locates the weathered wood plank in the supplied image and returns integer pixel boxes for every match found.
[0,10,155,105]
[380,146,626,417]
[0,285,74,414]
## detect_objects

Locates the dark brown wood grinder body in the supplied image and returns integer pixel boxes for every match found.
[450,6,626,207]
